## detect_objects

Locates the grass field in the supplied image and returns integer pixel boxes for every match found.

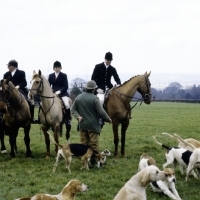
[0,102,200,200]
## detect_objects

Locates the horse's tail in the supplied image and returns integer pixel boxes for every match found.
[153,136,171,150]
[47,131,63,148]
[59,123,63,137]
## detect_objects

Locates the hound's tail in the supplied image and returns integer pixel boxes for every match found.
[162,132,180,143]
[15,198,31,200]
[47,131,63,148]
[174,133,196,150]
[153,136,171,150]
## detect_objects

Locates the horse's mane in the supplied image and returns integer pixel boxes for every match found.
[120,75,140,87]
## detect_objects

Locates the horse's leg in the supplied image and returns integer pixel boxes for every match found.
[24,124,32,157]
[121,120,129,158]
[0,123,6,153]
[112,121,119,158]
[8,127,18,158]
[65,123,71,143]
[54,124,60,154]
[41,125,51,159]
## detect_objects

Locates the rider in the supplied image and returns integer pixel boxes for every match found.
[3,59,39,124]
[91,52,121,93]
[48,61,71,125]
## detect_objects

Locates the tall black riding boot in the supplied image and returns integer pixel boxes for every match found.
[29,104,40,124]
[66,108,71,125]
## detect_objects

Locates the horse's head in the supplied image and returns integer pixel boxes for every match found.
[28,70,43,100]
[0,77,17,102]
[137,71,152,104]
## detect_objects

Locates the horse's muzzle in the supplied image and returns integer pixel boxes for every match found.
[143,94,152,104]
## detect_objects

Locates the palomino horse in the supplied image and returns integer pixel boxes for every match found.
[28,70,71,159]
[105,72,152,158]
[0,78,32,158]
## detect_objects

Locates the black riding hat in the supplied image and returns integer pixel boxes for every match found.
[53,61,62,69]
[7,59,18,68]
[105,52,113,61]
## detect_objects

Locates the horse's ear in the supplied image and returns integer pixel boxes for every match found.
[38,70,42,76]
[147,71,151,77]
[5,76,10,83]
[33,70,36,75]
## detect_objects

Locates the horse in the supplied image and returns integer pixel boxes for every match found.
[105,71,152,158]
[0,92,7,153]
[0,78,32,158]
[28,70,72,159]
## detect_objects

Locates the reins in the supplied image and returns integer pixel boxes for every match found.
[4,86,24,122]
[29,77,56,126]
[112,75,151,121]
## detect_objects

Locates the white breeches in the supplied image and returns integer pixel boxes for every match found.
[97,93,104,107]
[61,96,71,109]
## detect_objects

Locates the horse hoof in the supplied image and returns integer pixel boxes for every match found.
[45,155,50,159]
[1,150,7,154]
[114,155,119,159]
[121,155,127,158]
[10,153,16,158]
[26,154,34,158]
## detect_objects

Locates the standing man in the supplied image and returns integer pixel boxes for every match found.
[71,80,112,154]
[48,61,71,125]
[3,59,38,124]
[91,52,121,93]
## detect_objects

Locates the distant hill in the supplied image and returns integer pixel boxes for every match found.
[1,72,200,90]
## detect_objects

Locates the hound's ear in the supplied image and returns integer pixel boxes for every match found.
[141,171,150,186]
[147,71,151,77]
[33,70,36,75]
[38,70,42,76]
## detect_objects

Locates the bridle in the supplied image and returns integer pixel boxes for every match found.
[3,84,23,121]
[113,75,151,117]
[29,76,56,125]
[137,75,151,102]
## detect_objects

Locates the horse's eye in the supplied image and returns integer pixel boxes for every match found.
[36,81,40,84]
[156,170,159,174]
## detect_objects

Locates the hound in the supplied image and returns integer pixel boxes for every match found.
[113,165,169,200]
[15,179,88,200]
[162,132,200,151]
[138,153,156,171]
[174,134,200,181]
[47,132,106,173]
[153,136,198,178]
[150,168,182,200]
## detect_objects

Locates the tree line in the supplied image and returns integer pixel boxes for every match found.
[69,78,200,101]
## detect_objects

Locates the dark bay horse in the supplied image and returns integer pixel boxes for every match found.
[28,70,71,159]
[105,72,152,158]
[0,78,32,158]
[0,91,7,153]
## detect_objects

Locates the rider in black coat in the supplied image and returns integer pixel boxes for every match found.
[3,59,39,124]
[48,61,71,125]
[91,52,121,92]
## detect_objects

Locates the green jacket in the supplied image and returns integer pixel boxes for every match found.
[71,92,111,134]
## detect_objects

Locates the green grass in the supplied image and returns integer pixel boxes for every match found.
[0,102,200,200]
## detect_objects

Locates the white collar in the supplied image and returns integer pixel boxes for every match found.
[104,62,109,68]
[11,69,17,76]
[55,72,60,77]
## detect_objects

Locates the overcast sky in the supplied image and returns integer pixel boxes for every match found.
[0,0,199,89]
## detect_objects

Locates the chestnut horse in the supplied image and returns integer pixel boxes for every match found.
[28,70,71,159]
[0,78,32,158]
[105,72,152,158]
